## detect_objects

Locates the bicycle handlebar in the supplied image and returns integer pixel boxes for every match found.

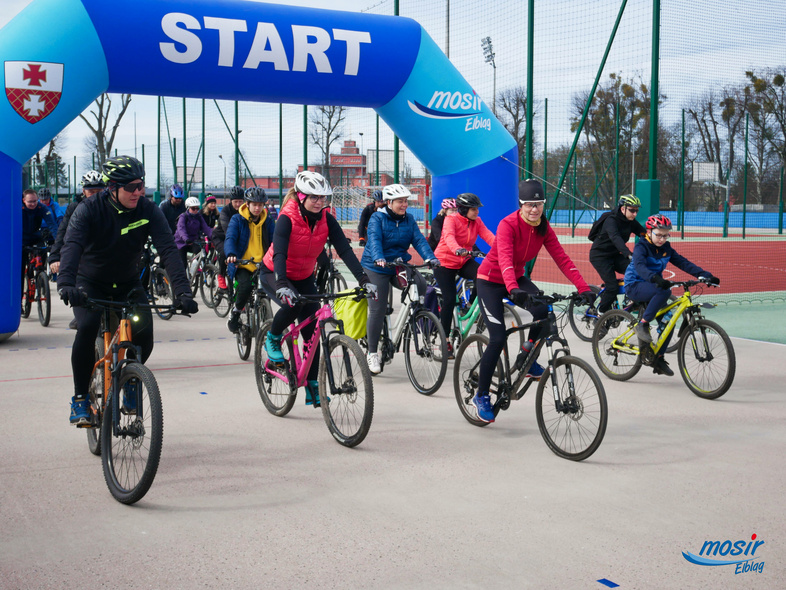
[234,258,266,267]
[384,259,434,270]
[83,295,187,315]
[670,277,718,289]
[295,286,373,303]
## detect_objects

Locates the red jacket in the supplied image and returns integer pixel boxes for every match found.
[478,210,589,294]
[434,214,495,269]
[263,198,329,281]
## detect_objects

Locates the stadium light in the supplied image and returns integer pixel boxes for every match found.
[481,36,496,115]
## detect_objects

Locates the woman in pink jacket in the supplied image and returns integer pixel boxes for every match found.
[471,180,593,424]
[433,193,495,356]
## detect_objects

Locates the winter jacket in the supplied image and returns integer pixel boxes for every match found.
[478,211,589,294]
[160,198,186,235]
[590,207,646,256]
[263,198,329,281]
[174,211,213,249]
[427,214,447,250]
[202,209,220,229]
[434,214,495,269]
[57,190,190,297]
[624,236,707,288]
[211,202,239,246]
[361,207,435,276]
[42,199,65,224]
[225,203,275,278]
[357,202,378,241]
[22,203,58,246]
[50,195,84,263]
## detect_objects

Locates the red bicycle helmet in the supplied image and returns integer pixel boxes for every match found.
[645,214,672,230]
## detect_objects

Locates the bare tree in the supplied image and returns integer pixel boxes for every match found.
[495,86,536,173]
[746,68,786,165]
[79,93,132,165]
[309,105,346,184]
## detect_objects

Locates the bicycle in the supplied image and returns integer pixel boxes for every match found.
[453,292,608,461]
[228,259,273,360]
[140,240,175,320]
[185,236,217,309]
[21,245,51,327]
[82,293,183,504]
[315,241,348,295]
[592,277,735,399]
[254,288,374,447]
[358,260,449,396]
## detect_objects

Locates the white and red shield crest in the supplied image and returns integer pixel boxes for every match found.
[5,61,63,124]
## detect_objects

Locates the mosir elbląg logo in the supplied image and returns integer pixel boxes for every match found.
[682,533,765,575]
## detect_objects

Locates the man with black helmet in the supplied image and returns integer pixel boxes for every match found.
[57,155,197,426]
[211,186,245,292]
[357,189,385,247]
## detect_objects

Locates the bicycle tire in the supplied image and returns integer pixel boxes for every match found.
[452,334,503,427]
[257,295,273,326]
[101,363,163,505]
[150,267,175,320]
[320,334,374,447]
[86,337,104,456]
[535,356,608,461]
[21,277,33,318]
[475,302,525,350]
[329,272,348,295]
[236,306,253,360]
[592,310,642,381]
[36,272,51,327]
[254,321,298,416]
[403,309,448,396]
[567,285,601,342]
[678,318,736,399]
[211,276,232,318]
[199,264,217,309]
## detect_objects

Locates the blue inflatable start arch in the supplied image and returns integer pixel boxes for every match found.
[0,0,517,337]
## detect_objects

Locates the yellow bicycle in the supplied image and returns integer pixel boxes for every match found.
[591,278,735,399]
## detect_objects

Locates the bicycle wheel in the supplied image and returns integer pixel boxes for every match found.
[86,337,104,456]
[678,319,736,399]
[329,272,348,295]
[21,277,33,318]
[36,272,51,327]
[254,321,298,416]
[257,295,273,325]
[453,334,503,427]
[320,334,374,447]
[567,285,601,342]
[101,363,163,505]
[592,310,642,381]
[403,309,448,396]
[236,306,253,360]
[150,267,175,320]
[475,302,525,350]
[199,264,217,309]
[212,276,232,318]
[535,356,608,461]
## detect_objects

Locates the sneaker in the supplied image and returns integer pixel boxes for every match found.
[227,310,241,334]
[653,357,674,377]
[471,392,495,423]
[70,396,90,426]
[265,331,285,363]
[367,352,381,375]
[304,380,322,408]
[68,317,78,330]
[446,341,455,361]
[526,361,545,380]
[216,274,228,291]
[122,380,139,415]
[635,321,652,344]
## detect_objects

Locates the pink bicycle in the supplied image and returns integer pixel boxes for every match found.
[254,288,374,447]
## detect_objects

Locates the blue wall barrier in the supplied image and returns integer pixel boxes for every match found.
[550,210,786,230]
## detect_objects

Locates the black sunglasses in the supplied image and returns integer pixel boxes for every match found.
[123,181,145,193]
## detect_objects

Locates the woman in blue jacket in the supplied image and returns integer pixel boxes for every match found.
[361,184,439,374]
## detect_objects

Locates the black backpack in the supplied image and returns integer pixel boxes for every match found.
[588,210,614,241]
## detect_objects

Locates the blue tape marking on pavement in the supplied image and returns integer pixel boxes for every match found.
[200,391,207,395]
[597,579,619,588]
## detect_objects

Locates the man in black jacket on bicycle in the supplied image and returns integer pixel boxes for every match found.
[57,155,198,426]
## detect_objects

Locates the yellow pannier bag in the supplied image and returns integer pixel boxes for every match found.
[333,290,369,339]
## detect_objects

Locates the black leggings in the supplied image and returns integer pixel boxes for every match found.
[475,277,547,394]
[71,280,153,398]
[433,259,480,337]
[589,250,630,313]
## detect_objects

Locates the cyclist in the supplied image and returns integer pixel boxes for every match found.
[57,155,197,426]
[201,194,220,228]
[624,214,719,377]
[37,187,65,225]
[361,183,439,375]
[211,186,245,292]
[427,198,458,250]
[433,192,495,357]
[174,196,213,269]
[224,187,276,334]
[21,189,58,284]
[357,189,385,247]
[588,194,646,315]
[160,183,186,234]
[472,179,594,423]
[49,170,106,329]
[260,171,375,407]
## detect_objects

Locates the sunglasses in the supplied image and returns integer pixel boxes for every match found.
[626,207,640,213]
[188,206,200,211]
[123,181,145,193]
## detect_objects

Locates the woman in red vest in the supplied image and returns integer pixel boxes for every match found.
[261,171,376,407]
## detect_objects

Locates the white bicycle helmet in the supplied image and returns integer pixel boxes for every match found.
[382,184,415,201]
[81,170,105,188]
[295,171,333,196]
[185,196,201,208]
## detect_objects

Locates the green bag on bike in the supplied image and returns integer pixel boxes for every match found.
[333,290,369,340]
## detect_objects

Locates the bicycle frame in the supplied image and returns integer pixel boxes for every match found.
[384,265,424,350]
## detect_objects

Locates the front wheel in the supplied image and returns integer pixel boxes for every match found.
[678,319,736,399]
[535,356,608,461]
[36,272,51,327]
[21,277,33,318]
[150,267,175,320]
[592,310,642,381]
[567,285,601,342]
[199,264,217,309]
[101,363,163,505]
[236,306,253,360]
[403,309,448,396]
[86,337,105,456]
[254,321,297,416]
[320,334,374,447]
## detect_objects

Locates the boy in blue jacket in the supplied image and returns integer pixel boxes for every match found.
[624,214,719,376]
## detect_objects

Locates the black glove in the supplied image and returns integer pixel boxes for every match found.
[359,239,366,247]
[455,248,469,257]
[427,258,441,269]
[58,286,86,308]
[176,295,199,314]
[578,290,596,306]
[702,274,720,285]
[509,288,530,308]
[651,275,673,290]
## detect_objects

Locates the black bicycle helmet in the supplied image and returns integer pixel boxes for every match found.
[456,193,483,208]
[228,186,244,200]
[38,187,51,199]
[372,189,383,202]
[102,155,145,185]
[244,186,268,203]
